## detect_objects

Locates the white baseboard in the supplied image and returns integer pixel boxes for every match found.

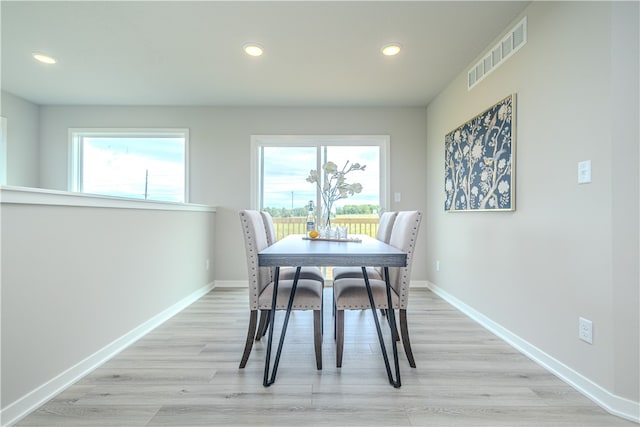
[216,280,428,288]
[1,282,215,427]
[410,280,429,288]
[426,281,640,424]
[214,280,248,288]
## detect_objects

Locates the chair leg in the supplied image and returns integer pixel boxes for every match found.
[321,295,324,335]
[333,299,338,341]
[314,309,322,370]
[400,309,416,368]
[255,310,270,340]
[332,289,336,318]
[239,310,258,368]
[262,311,271,337]
[336,309,344,368]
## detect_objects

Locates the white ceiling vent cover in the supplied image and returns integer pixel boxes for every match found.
[468,16,527,90]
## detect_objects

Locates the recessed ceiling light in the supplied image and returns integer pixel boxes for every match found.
[243,43,263,57]
[381,43,401,56]
[32,52,57,64]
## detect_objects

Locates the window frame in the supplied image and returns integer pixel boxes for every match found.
[250,134,390,213]
[68,128,190,203]
[0,117,7,185]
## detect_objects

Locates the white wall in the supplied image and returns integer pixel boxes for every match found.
[36,106,429,283]
[0,189,215,423]
[610,1,640,406]
[0,91,40,187]
[5,1,636,420]
[426,0,638,413]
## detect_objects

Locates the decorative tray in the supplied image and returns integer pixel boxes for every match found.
[302,236,362,243]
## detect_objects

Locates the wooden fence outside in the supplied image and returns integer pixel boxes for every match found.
[272,216,379,241]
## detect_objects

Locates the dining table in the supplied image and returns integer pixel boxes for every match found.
[257,234,407,388]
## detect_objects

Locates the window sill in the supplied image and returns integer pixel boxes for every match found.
[0,186,216,212]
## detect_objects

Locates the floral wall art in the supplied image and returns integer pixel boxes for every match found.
[444,94,516,212]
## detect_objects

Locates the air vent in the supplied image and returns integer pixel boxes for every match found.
[468,16,527,90]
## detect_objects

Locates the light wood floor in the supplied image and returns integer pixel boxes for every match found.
[16,287,635,426]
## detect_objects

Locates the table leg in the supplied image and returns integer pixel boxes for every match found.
[362,266,401,388]
[263,266,301,387]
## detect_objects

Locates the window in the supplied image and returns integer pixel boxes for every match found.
[70,129,188,202]
[251,135,390,239]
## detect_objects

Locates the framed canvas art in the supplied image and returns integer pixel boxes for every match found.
[444,94,516,212]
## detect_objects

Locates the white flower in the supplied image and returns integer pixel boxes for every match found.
[498,105,507,121]
[323,161,338,174]
[498,158,506,169]
[471,186,478,196]
[471,144,483,160]
[445,178,453,192]
[305,170,319,184]
[498,180,510,194]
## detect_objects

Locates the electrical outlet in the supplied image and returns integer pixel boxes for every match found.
[578,160,592,184]
[436,260,440,272]
[579,317,593,344]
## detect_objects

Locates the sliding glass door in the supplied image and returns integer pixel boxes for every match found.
[251,135,389,241]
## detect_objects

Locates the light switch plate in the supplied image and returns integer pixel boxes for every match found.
[579,317,593,344]
[578,160,592,184]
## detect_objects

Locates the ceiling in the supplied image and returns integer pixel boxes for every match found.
[1,1,529,108]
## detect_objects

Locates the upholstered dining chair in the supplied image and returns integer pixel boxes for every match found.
[332,211,397,282]
[332,210,422,368]
[238,210,323,370]
[257,211,325,337]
